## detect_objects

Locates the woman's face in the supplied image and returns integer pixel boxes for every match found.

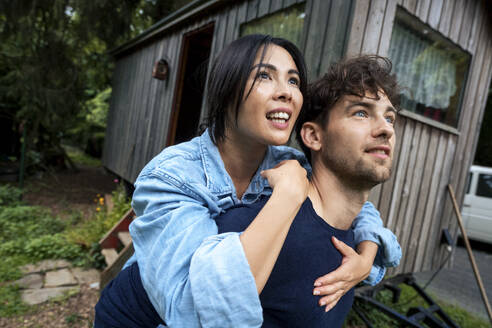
[229,44,303,147]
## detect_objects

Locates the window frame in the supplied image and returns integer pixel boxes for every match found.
[388,7,472,132]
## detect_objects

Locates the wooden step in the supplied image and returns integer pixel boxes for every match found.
[101,248,118,266]
[117,231,132,247]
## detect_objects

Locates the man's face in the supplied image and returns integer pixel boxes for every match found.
[318,91,396,188]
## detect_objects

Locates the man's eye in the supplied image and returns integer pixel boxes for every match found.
[385,115,396,124]
[354,111,367,118]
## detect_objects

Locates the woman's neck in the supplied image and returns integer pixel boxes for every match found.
[218,135,267,199]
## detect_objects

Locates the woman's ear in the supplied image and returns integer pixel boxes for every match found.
[300,122,322,151]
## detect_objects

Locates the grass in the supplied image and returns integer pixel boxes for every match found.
[344,283,490,328]
[63,145,101,167]
[0,183,130,318]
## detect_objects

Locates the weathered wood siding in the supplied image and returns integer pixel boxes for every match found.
[103,0,353,182]
[346,0,492,273]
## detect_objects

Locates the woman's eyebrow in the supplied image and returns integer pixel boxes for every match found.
[250,63,300,76]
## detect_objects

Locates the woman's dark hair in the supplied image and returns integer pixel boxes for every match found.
[295,55,401,163]
[205,34,307,144]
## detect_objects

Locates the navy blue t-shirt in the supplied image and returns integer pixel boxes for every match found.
[95,196,354,328]
[215,196,355,328]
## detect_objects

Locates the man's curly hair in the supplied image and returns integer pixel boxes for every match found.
[295,55,401,163]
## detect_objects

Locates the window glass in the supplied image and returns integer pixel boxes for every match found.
[465,172,472,194]
[240,4,306,48]
[388,8,471,127]
[477,174,492,198]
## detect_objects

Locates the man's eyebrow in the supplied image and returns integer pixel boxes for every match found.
[250,63,300,75]
[347,100,397,114]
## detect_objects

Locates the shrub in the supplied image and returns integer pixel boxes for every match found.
[0,184,23,206]
[0,206,65,243]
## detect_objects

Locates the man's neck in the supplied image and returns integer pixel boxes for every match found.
[307,161,370,230]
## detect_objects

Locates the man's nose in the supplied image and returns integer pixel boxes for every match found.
[372,117,394,140]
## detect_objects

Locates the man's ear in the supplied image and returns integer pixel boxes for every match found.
[300,122,322,151]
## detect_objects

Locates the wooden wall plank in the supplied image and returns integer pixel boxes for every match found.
[377,0,397,56]
[345,0,371,56]
[303,0,332,77]
[458,0,476,49]
[402,0,418,14]
[318,0,353,75]
[246,0,259,22]
[448,0,466,43]
[428,134,456,269]
[405,126,439,272]
[393,121,422,248]
[361,0,387,54]
[413,130,446,271]
[258,0,271,17]
[400,122,430,273]
[415,0,432,23]
[466,0,483,53]
[132,43,157,177]
[269,0,283,13]
[284,0,297,7]
[427,0,444,29]
[145,39,168,162]
[437,0,455,36]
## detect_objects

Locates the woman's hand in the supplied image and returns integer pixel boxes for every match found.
[312,238,377,312]
[260,160,309,203]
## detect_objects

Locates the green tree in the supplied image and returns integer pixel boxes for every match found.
[0,0,191,170]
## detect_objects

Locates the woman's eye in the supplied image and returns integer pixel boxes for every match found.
[288,77,299,86]
[257,71,270,80]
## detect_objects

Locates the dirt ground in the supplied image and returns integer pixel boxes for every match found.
[1,165,117,328]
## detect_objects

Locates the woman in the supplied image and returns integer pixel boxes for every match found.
[95,34,400,327]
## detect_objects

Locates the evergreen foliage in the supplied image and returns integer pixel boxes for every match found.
[0,0,192,170]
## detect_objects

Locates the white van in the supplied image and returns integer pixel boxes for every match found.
[462,165,492,244]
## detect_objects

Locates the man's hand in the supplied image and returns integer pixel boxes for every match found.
[312,237,376,312]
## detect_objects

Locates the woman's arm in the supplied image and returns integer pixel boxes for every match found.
[131,174,263,328]
[240,160,309,293]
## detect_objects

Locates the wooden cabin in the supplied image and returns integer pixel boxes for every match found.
[102,0,492,275]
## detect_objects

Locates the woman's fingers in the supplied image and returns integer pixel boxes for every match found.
[319,290,344,310]
[331,236,358,257]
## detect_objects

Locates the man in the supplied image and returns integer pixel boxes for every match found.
[95,55,401,328]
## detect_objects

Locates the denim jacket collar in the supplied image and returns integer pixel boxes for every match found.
[199,130,274,203]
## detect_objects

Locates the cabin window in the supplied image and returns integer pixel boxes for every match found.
[240,4,306,48]
[388,8,471,127]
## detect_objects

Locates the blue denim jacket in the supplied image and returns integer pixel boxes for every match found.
[125,131,401,327]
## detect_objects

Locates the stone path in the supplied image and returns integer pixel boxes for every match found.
[8,259,100,305]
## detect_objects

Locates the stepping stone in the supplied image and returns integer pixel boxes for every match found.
[10,274,43,289]
[44,269,77,287]
[117,231,132,247]
[20,259,71,274]
[21,286,79,305]
[71,268,100,285]
[101,248,118,266]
